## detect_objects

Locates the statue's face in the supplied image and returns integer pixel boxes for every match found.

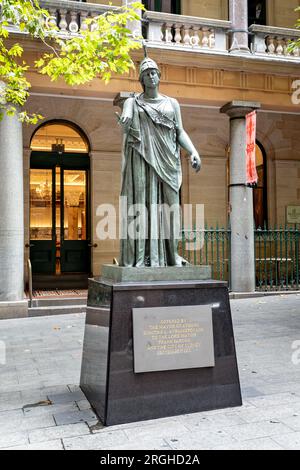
[141,68,160,89]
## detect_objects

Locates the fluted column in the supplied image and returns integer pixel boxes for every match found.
[221,100,261,292]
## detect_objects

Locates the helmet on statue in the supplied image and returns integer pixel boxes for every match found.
[139,57,160,78]
[139,43,160,81]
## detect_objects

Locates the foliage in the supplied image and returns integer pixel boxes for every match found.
[287,6,300,53]
[0,0,144,123]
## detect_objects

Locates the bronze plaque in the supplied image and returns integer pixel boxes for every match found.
[132,305,215,373]
[286,205,300,224]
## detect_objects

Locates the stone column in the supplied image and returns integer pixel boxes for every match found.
[122,0,142,38]
[0,107,24,301]
[228,0,250,54]
[23,147,31,287]
[221,101,261,292]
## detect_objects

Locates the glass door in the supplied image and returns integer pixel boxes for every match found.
[30,154,90,275]
[30,169,56,273]
[60,169,89,273]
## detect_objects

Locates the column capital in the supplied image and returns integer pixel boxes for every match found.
[220,100,261,119]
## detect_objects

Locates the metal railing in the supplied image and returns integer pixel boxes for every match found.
[255,226,300,291]
[180,225,300,291]
[180,225,231,285]
[27,259,33,307]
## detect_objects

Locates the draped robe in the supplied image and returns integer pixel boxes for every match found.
[120,93,182,267]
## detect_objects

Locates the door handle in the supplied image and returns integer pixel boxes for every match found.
[25,243,35,248]
[88,243,98,248]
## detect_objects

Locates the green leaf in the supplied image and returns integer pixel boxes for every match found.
[0,0,142,122]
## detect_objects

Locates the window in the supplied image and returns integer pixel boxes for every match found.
[30,121,89,153]
[248,1,267,26]
[253,142,268,228]
[143,1,181,14]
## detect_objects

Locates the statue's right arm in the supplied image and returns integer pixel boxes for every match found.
[119,97,134,132]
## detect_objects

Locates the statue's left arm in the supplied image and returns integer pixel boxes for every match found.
[172,99,201,173]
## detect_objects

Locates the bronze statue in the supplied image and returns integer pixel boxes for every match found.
[118,53,201,267]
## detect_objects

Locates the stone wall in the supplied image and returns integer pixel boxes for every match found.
[88,0,122,5]
[23,96,229,274]
[23,95,122,276]
[82,0,299,27]
[180,0,299,27]
[181,0,228,20]
[275,160,300,223]
[23,92,300,274]
[268,0,299,28]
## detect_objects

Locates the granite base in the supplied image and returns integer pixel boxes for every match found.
[80,278,242,426]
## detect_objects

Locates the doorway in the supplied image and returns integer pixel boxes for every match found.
[253,141,268,229]
[248,1,267,26]
[143,1,181,14]
[29,122,91,278]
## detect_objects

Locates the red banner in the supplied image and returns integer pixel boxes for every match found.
[246,110,258,186]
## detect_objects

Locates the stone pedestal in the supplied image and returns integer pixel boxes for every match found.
[80,277,242,426]
[101,264,212,282]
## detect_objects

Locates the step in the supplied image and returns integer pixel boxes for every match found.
[32,274,89,290]
[30,297,87,308]
[28,304,86,317]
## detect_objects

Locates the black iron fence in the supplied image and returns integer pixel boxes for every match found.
[180,225,300,291]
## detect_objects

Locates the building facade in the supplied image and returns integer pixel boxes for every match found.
[0,0,300,304]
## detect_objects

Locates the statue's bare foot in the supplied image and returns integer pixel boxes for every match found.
[174,255,190,266]
[181,258,190,266]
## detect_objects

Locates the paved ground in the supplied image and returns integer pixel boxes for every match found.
[0,294,300,450]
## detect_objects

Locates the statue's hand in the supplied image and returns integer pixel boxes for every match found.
[118,112,132,132]
[190,152,201,173]
[117,98,134,131]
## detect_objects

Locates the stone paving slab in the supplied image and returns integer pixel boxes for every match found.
[0,296,299,450]
[182,412,247,428]
[53,409,98,426]
[28,423,90,444]
[272,431,300,450]
[164,429,238,450]
[0,414,56,434]
[63,430,130,450]
[5,439,64,451]
[123,421,190,442]
[221,420,294,441]
[230,402,300,424]
[213,437,284,450]
[23,402,79,419]
[104,438,173,451]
